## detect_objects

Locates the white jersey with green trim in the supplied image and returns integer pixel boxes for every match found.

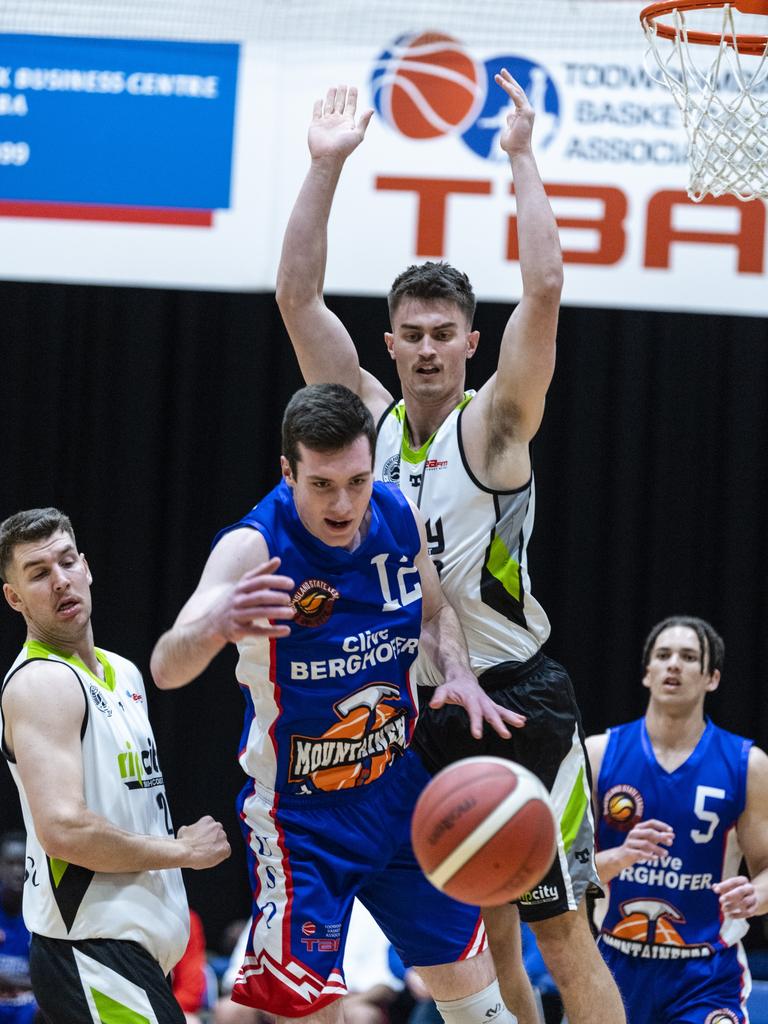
[0,642,189,975]
[375,392,550,686]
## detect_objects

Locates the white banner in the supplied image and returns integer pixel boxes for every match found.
[0,25,766,314]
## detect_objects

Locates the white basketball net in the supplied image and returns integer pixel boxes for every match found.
[642,4,768,201]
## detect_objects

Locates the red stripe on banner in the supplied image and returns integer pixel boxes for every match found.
[0,201,213,226]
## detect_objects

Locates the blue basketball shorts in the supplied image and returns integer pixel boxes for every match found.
[599,938,752,1023]
[231,749,487,1017]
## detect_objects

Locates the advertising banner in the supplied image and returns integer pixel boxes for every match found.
[0,24,765,314]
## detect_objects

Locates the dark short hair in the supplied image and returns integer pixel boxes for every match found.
[388,261,476,327]
[282,384,376,476]
[642,616,724,677]
[0,508,76,583]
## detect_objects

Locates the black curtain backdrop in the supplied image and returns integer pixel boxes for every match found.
[1,280,767,948]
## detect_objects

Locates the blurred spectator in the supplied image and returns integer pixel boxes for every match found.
[0,832,38,1024]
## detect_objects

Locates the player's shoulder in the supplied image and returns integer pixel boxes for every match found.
[208,521,271,573]
[747,744,768,778]
[2,655,85,714]
[585,732,609,770]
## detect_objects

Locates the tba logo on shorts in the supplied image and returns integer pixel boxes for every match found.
[301,921,316,936]
[292,579,340,627]
[603,784,644,831]
[705,1012,739,1024]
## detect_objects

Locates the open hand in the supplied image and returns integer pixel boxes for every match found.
[309,85,374,161]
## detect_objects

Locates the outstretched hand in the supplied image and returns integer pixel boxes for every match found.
[494,67,535,157]
[213,556,295,643]
[309,85,374,162]
[430,671,526,740]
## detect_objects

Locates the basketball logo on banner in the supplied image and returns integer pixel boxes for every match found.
[371,32,561,156]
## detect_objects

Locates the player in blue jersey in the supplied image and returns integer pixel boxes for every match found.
[151,383,526,1024]
[586,616,768,1024]
[275,74,624,1024]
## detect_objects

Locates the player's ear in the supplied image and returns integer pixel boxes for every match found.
[705,670,721,693]
[2,581,23,615]
[384,332,396,360]
[81,554,92,585]
[641,671,651,691]
[466,330,480,359]
[280,455,294,486]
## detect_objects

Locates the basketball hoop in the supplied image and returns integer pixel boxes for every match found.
[640,0,768,201]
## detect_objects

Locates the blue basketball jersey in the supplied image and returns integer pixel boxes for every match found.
[596,717,752,960]
[214,480,423,796]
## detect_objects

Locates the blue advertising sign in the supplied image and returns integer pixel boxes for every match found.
[0,34,239,211]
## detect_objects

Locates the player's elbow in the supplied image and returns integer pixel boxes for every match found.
[149,648,179,690]
[276,272,323,320]
[35,809,87,863]
[530,263,563,304]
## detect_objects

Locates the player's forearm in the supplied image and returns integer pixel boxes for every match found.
[420,600,473,680]
[508,150,563,300]
[595,846,633,884]
[36,808,196,873]
[150,621,226,690]
[276,157,345,310]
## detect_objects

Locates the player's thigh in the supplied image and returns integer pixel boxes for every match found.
[29,934,184,1024]
[664,944,750,1024]
[358,837,487,975]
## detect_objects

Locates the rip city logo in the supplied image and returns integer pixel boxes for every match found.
[519,883,559,905]
[381,453,401,484]
[289,682,407,792]
[89,683,112,717]
[370,32,561,157]
[409,473,423,487]
[292,579,341,628]
[117,737,165,789]
[575,848,591,864]
[603,784,644,831]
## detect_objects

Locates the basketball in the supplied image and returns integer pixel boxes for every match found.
[371,31,482,140]
[411,756,558,906]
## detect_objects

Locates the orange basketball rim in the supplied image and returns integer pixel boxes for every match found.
[640,0,768,55]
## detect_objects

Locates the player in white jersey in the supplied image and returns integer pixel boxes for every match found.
[587,617,768,1024]
[0,508,231,1024]
[275,73,624,1024]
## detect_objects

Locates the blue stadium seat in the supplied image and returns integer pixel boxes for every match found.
[749,979,768,1024]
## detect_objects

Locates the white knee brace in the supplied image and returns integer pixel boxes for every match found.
[434,980,517,1024]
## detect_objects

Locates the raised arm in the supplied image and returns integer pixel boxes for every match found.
[3,662,230,872]
[409,502,525,740]
[585,732,675,884]
[275,85,392,417]
[466,69,563,487]
[713,745,768,918]
[150,529,295,690]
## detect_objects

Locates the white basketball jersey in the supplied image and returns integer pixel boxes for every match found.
[375,393,550,686]
[0,642,189,975]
